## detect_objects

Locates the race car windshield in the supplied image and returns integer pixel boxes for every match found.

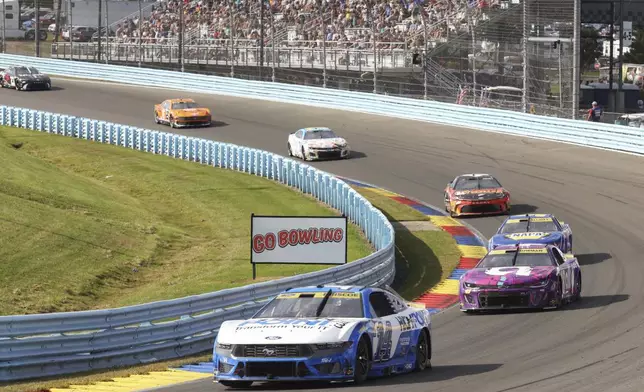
[304,130,337,139]
[172,102,200,109]
[478,252,555,268]
[454,177,501,190]
[499,220,559,233]
[254,293,364,318]
[15,67,39,76]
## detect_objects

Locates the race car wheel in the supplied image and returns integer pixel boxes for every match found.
[154,111,160,124]
[287,142,293,157]
[218,380,253,388]
[554,278,564,308]
[169,117,176,128]
[14,81,22,91]
[414,329,431,371]
[353,336,371,384]
[573,274,582,301]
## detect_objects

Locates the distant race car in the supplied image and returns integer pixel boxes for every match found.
[287,127,350,161]
[458,243,582,312]
[0,66,51,91]
[444,173,510,217]
[488,213,573,253]
[213,285,432,388]
[153,98,211,128]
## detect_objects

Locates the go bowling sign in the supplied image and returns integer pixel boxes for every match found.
[250,214,348,265]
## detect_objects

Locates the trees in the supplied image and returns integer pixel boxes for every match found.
[623,29,644,64]
[581,27,602,70]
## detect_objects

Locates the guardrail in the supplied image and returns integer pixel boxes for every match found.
[0,54,641,155]
[0,105,395,382]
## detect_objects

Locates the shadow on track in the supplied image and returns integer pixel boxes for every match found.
[462,294,630,316]
[225,364,503,390]
[577,253,612,266]
[508,204,539,215]
[348,150,367,159]
[211,121,229,127]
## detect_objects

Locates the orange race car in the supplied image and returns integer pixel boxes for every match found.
[154,98,212,128]
[444,173,511,218]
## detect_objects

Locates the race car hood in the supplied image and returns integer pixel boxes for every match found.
[16,73,49,81]
[461,266,557,286]
[171,108,210,117]
[490,232,563,248]
[303,138,348,149]
[216,318,365,345]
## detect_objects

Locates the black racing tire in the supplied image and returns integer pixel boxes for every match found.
[169,117,176,128]
[414,329,431,371]
[218,380,253,388]
[353,336,371,384]
[554,278,564,309]
[287,142,293,157]
[15,80,22,91]
[154,111,161,124]
[573,273,582,301]
[301,146,308,161]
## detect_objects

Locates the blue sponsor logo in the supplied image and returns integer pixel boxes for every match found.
[238,319,334,327]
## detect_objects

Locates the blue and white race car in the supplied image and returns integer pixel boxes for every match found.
[213,285,432,387]
[488,213,573,253]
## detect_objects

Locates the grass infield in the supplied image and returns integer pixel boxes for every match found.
[0,125,373,316]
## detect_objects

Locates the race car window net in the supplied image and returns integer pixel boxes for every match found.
[453,177,501,190]
[478,251,555,268]
[172,102,200,109]
[304,130,337,140]
[253,292,364,319]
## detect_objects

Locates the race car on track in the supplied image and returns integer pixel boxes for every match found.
[458,243,581,312]
[213,285,432,388]
[287,127,350,161]
[0,66,51,91]
[153,98,211,128]
[444,173,510,217]
[488,213,573,252]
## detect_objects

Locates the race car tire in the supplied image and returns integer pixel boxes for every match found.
[554,278,564,308]
[154,112,160,124]
[414,329,431,371]
[573,273,582,301]
[169,117,176,128]
[353,336,371,384]
[287,142,293,157]
[301,146,309,161]
[218,381,253,388]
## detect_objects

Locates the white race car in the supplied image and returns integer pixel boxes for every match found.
[287,127,350,161]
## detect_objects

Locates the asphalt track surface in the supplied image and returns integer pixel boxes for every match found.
[4,79,644,392]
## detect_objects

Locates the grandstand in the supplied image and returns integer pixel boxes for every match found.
[50,0,576,117]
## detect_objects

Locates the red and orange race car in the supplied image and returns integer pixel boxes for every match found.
[154,98,212,128]
[444,173,510,217]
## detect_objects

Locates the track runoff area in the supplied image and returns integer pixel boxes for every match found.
[2,77,642,392]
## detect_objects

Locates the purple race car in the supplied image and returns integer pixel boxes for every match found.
[458,243,581,312]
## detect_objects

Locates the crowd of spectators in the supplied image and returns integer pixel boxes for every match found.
[107,0,500,50]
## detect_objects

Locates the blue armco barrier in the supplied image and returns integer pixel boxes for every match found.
[0,105,395,382]
[0,54,642,155]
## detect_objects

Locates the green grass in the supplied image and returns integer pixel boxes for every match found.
[350,186,461,300]
[0,353,213,392]
[353,188,430,222]
[0,126,372,316]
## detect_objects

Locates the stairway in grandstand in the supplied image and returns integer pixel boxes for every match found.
[423,56,463,100]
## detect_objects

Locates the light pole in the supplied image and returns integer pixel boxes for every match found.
[317,0,327,88]
[229,0,235,78]
[370,0,376,94]
[270,4,275,82]
[138,0,142,67]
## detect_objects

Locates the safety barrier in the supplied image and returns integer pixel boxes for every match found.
[0,54,642,155]
[0,106,395,381]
